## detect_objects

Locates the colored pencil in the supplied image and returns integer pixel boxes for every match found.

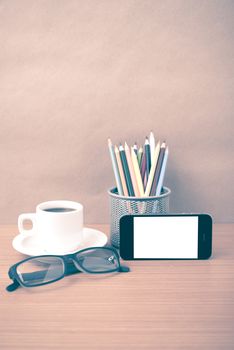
[131,147,144,197]
[140,149,146,186]
[144,137,151,182]
[149,131,155,164]
[144,141,161,196]
[108,139,124,195]
[137,146,143,166]
[133,143,138,155]
[119,144,135,196]
[156,146,169,196]
[150,142,166,196]
[114,146,129,196]
[124,142,140,197]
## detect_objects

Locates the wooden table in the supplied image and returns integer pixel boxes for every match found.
[0,224,234,350]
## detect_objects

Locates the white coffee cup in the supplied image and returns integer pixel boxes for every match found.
[18,200,83,254]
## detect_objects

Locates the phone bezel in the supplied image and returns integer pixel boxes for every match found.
[120,214,212,260]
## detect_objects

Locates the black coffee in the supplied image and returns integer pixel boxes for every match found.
[43,207,76,213]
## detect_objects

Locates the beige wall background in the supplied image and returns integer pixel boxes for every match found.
[1,0,233,224]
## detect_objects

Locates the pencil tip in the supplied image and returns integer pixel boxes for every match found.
[124,142,129,149]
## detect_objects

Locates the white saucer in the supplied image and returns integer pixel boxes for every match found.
[12,228,108,256]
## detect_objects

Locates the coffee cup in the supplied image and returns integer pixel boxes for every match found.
[18,200,83,254]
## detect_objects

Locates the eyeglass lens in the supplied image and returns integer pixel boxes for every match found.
[75,248,119,273]
[16,256,65,286]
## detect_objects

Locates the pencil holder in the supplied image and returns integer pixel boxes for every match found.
[108,187,171,248]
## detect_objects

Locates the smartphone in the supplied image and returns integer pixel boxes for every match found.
[120,214,212,260]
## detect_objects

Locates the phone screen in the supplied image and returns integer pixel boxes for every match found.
[134,216,199,258]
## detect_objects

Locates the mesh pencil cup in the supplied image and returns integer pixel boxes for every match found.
[108,187,171,248]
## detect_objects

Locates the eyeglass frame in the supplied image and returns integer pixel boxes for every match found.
[7,246,129,292]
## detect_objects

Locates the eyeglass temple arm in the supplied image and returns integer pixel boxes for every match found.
[105,253,130,273]
[6,262,82,292]
[119,265,130,272]
[6,279,20,292]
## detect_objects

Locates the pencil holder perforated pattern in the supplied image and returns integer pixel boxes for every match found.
[108,187,171,248]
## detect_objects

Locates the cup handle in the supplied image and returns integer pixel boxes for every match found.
[18,213,37,235]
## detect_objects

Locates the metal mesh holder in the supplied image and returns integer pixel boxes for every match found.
[108,186,171,248]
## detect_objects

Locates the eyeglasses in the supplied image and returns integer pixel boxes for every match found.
[6,247,129,292]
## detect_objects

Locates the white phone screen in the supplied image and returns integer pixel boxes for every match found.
[134,216,199,258]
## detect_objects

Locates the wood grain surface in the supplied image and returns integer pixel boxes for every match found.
[0,224,234,350]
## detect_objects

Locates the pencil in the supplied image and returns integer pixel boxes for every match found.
[131,147,144,197]
[125,142,140,197]
[133,142,138,155]
[108,139,124,195]
[119,144,135,196]
[144,137,151,182]
[144,141,161,196]
[137,146,143,166]
[150,142,166,196]
[114,146,129,196]
[149,131,155,165]
[140,149,146,185]
[156,146,169,196]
